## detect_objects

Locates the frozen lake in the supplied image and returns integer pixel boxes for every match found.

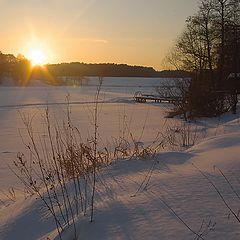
[0,77,174,190]
[0,77,176,107]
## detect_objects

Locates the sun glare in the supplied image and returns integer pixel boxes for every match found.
[28,48,46,66]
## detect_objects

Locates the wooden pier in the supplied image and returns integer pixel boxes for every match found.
[134,91,183,104]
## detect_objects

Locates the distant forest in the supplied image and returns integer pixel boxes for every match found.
[47,62,191,78]
[47,62,191,77]
[0,52,191,85]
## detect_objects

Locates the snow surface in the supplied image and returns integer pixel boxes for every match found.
[1,78,240,240]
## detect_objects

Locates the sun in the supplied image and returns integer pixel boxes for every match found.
[28,48,46,66]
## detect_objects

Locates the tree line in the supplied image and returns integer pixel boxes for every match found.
[0,52,31,85]
[47,62,157,78]
[0,52,192,86]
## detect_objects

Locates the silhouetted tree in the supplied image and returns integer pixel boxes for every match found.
[165,0,240,118]
[0,52,17,82]
[212,0,240,83]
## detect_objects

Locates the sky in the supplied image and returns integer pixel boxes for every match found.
[0,0,199,70]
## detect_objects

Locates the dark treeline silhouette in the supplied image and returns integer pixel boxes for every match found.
[0,51,192,86]
[47,62,157,78]
[46,62,192,78]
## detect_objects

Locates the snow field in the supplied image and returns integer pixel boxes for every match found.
[1,79,240,239]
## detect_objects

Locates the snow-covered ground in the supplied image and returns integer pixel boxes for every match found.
[1,78,240,240]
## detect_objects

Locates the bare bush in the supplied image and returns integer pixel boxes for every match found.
[162,121,201,150]
[157,78,191,120]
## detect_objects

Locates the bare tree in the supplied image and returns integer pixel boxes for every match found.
[164,0,240,118]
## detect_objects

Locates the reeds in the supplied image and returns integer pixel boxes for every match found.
[11,104,111,239]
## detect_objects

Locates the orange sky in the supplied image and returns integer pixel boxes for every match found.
[0,0,198,70]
